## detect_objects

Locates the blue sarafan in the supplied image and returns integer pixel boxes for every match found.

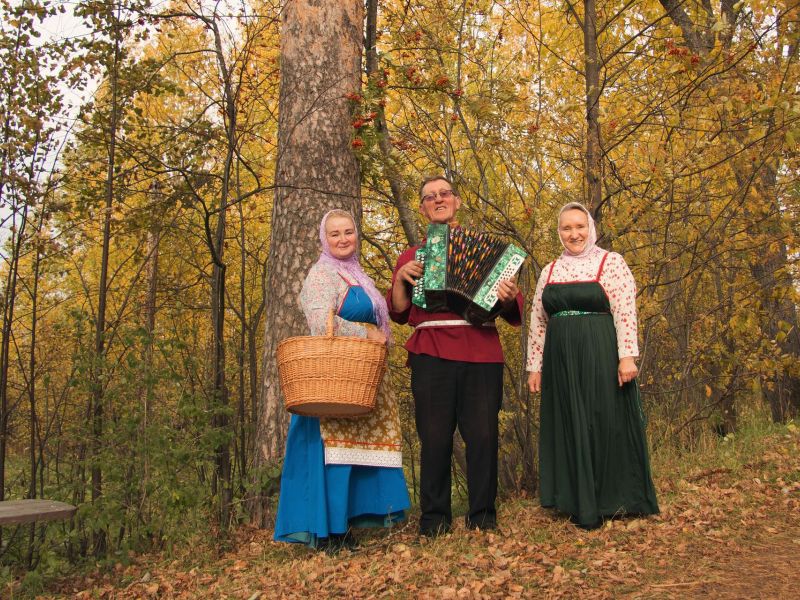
[274,283,410,548]
[412,223,527,325]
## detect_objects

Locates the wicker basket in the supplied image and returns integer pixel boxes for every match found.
[277,311,387,418]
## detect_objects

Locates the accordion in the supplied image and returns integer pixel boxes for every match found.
[412,224,527,324]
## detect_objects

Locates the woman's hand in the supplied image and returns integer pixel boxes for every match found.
[528,371,542,393]
[618,356,638,387]
[396,259,424,286]
[366,327,387,344]
[496,278,519,305]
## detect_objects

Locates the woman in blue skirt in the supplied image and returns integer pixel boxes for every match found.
[274,209,410,551]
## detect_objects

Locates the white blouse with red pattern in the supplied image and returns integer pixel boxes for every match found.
[526,247,639,372]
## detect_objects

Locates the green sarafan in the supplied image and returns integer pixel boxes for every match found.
[0,0,797,574]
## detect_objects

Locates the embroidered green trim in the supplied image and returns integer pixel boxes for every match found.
[551,310,607,317]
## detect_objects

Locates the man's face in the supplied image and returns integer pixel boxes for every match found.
[419,179,461,224]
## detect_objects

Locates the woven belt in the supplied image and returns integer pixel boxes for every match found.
[415,319,496,328]
[551,310,608,317]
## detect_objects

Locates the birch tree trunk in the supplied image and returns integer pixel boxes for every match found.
[251,0,364,526]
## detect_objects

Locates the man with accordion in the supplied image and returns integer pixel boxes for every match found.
[387,175,524,537]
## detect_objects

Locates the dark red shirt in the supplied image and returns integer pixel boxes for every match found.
[387,246,524,363]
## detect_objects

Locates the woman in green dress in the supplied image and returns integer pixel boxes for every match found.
[526,202,659,529]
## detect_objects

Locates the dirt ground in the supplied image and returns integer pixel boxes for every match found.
[28,426,800,599]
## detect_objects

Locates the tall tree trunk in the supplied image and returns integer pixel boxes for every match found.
[91,11,122,555]
[206,14,237,531]
[0,14,29,505]
[210,223,230,528]
[0,108,13,513]
[583,0,602,212]
[248,261,267,459]
[138,208,160,521]
[236,169,248,491]
[25,211,45,568]
[251,0,364,526]
[710,263,739,435]
[0,203,28,506]
[744,36,800,422]
[750,163,800,421]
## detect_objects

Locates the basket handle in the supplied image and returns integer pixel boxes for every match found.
[325,309,335,337]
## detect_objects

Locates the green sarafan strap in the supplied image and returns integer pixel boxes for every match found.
[551,310,606,317]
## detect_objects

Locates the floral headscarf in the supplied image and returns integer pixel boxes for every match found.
[314,210,391,342]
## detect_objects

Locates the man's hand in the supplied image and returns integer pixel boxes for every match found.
[391,259,424,313]
[496,278,519,305]
[396,259,424,286]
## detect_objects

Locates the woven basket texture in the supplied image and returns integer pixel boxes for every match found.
[276,313,387,418]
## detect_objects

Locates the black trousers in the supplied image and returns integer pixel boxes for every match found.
[409,353,503,533]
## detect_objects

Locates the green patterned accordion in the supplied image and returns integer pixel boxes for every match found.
[412,224,527,324]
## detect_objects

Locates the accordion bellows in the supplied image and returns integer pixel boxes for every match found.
[412,224,527,324]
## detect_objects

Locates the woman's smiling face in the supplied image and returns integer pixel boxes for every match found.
[558,208,590,255]
[325,215,358,260]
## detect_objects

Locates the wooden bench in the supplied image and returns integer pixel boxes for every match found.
[0,500,77,526]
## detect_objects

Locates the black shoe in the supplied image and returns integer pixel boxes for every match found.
[466,511,497,531]
[466,520,497,531]
[419,522,451,538]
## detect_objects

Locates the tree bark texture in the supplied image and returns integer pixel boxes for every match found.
[252,0,363,526]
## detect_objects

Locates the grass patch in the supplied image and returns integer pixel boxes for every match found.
[651,413,793,482]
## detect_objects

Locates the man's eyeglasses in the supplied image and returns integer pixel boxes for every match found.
[421,189,455,203]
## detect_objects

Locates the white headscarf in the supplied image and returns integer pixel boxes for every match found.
[557,202,600,262]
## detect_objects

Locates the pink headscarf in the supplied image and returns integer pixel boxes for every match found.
[314,210,392,342]
[557,202,601,262]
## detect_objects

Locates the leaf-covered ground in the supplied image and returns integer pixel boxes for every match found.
[27,425,800,598]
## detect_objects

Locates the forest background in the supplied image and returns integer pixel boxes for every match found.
[0,0,798,587]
